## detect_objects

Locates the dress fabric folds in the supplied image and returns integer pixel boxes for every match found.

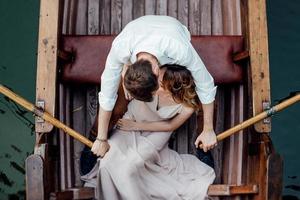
[81,96,215,200]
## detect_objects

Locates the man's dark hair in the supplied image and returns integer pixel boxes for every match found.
[124,59,158,102]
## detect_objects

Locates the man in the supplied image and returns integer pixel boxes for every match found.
[91,15,217,157]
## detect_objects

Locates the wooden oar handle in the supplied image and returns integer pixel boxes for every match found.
[0,84,93,148]
[207,93,300,145]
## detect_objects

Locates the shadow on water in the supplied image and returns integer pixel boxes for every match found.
[0,92,35,135]
[0,172,14,187]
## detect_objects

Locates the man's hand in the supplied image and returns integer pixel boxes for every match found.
[91,140,110,157]
[194,130,217,152]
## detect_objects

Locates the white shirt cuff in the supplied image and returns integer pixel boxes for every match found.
[197,86,217,104]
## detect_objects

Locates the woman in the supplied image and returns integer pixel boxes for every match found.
[82,63,216,200]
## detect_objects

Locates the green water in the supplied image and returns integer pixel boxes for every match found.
[0,0,39,199]
[267,0,300,198]
[0,0,299,199]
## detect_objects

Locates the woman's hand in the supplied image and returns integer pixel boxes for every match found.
[194,130,217,152]
[116,119,139,131]
[91,140,110,157]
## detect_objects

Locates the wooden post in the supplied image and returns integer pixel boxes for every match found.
[35,0,60,133]
[247,0,271,133]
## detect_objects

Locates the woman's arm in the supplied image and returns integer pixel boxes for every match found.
[117,106,194,132]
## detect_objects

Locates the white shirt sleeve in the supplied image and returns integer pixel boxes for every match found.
[164,40,217,104]
[98,36,131,111]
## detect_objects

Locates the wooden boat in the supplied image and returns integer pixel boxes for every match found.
[25,0,283,199]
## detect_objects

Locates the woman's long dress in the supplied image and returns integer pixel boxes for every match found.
[81,96,215,200]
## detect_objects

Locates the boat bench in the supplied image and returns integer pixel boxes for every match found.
[34,35,259,199]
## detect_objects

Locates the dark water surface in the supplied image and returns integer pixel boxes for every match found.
[267,0,300,198]
[0,0,299,199]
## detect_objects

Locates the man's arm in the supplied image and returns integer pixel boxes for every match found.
[91,35,131,157]
[165,41,217,151]
[194,102,217,152]
[91,107,112,157]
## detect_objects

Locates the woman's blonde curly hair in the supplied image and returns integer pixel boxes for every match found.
[161,64,201,110]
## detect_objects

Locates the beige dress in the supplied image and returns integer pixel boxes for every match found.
[81,96,215,200]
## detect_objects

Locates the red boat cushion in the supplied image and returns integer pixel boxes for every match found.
[60,35,244,84]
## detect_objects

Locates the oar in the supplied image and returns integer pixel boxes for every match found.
[216,92,300,141]
[0,84,93,148]
[0,84,299,148]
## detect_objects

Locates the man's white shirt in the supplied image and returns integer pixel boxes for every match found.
[99,15,217,111]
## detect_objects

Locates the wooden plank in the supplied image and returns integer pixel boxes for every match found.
[122,0,133,28]
[211,87,225,184]
[75,0,88,34]
[99,0,111,34]
[35,0,60,133]
[111,0,122,34]
[175,118,189,154]
[167,0,177,18]
[133,0,145,19]
[222,0,241,35]
[247,0,271,133]
[65,87,74,188]
[208,184,258,196]
[72,87,87,187]
[26,154,45,200]
[200,0,211,35]
[88,0,100,34]
[212,0,223,35]
[145,0,156,15]
[59,84,67,190]
[267,153,283,200]
[62,0,71,34]
[188,113,197,155]
[189,0,201,35]
[86,86,98,137]
[211,0,224,187]
[156,0,167,15]
[177,0,188,27]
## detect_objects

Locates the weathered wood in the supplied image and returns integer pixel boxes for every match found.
[200,0,212,35]
[65,87,74,188]
[267,153,283,200]
[208,184,258,196]
[167,0,177,18]
[175,118,189,154]
[122,0,133,28]
[177,0,188,27]
[133,0,145,19]
[88,0,100,34]
[85,86,98,138]
[145,0,156,15]
[211,87,225,184]
[222,0,242,35]
[75,0,87,34]
[111,0,122,34]
[72,87,87,187]
[247,0,271,133]
[35,0,60,133]
[212,0,223,35]
[59,84,67,190]
[26,154,45,200]
[99,0,111,34]
[189,0,201,35]
[157,0,167,15]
